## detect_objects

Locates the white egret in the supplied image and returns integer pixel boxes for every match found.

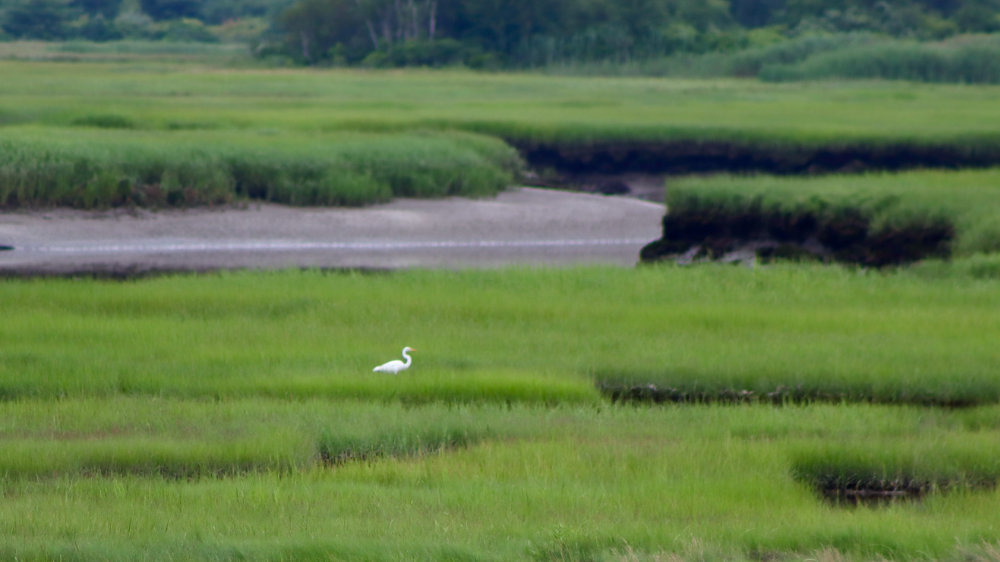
[373,346,415,374]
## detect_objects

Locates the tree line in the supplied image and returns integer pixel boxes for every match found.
[1,0,998,66]
[0,0,282,41]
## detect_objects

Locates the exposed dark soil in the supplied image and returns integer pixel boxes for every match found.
[601,383,803,405]
[523,171,668,201]
[512,138,1000,177]
[0,263,392,281]
[638,208,954,267]
[806,476,997,507]
[819,483,928,507]
[598,383,982,408]
[515,139,979,266]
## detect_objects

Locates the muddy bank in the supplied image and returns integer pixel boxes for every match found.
[638,208,954,267]
[599,383,980,408]
[512,138,1000,177]
[799,472,997,508]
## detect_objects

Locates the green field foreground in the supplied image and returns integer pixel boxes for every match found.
[2,266,1000,560]
[3,399,1000,561]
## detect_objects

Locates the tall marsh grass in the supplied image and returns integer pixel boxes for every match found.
[760,36,1000,84]
[545,33,1000,85]
[0,127,520,208]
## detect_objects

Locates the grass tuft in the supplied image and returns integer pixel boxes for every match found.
[791,434,1000,505]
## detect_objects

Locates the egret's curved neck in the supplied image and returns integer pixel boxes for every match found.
[402,349,412,366]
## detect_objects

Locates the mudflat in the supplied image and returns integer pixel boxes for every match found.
[0,187,664,276]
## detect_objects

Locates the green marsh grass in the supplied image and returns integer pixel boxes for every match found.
[3,59,1000,208]
[2,60,1000,143]
[0,126,519,208]
[1,267,998,404]
[0,398,548,479]
[2,263,1000,559]
[912,252,1000,280]
[3,402,1000,559]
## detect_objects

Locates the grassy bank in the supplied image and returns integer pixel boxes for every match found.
[0,126,520,208]
[641,168,1000,266]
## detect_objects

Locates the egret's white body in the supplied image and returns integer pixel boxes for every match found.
[373,347,415,374]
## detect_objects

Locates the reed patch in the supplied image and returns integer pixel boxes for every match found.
[0,127,520,209]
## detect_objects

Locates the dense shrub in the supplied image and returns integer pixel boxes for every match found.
[760,36,1000,83]
[361,39,471,68]
[727,32,883,76]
